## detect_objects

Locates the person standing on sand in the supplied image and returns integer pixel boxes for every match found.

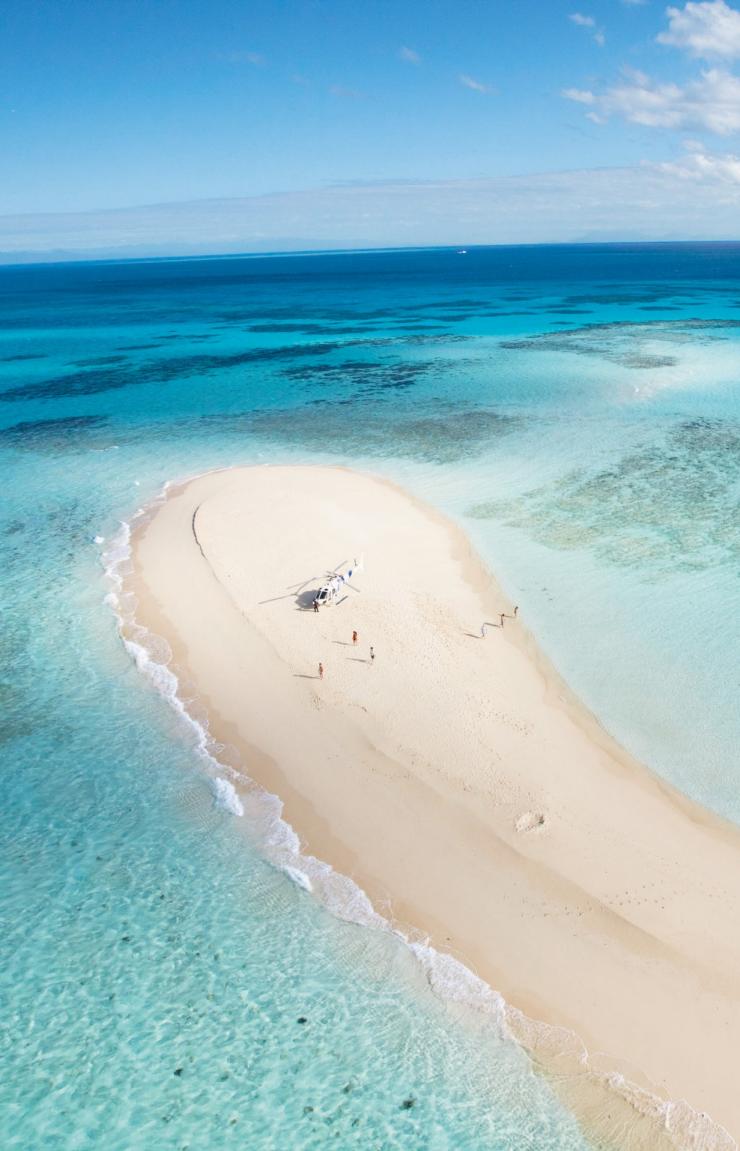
[352,630,358,646]
[514,605,519,618]
[318,662,324,680]
[499,612,505,629]
[480,623,487,638]
[369,646,375,664]
[313,598,319,613]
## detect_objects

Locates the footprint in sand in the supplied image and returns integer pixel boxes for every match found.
[515,811,548,834]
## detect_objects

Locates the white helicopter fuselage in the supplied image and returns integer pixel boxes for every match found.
[313,556,363,606]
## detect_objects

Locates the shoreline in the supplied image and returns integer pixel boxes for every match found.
[119,464,740,1150]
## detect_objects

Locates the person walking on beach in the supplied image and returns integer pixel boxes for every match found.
[499,612,505,629]
[352,630,358,646]
[313,598,319,613]
[369,646,375,664]
[318,662,324,680]
[480,622,487,638]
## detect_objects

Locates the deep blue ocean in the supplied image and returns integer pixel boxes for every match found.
[2,245,739,1150]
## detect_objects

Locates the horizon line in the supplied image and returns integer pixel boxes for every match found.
[4,237,740,272]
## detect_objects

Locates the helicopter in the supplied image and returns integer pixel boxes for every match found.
[313,556,363,607]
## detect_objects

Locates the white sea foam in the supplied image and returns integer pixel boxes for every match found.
[282,865,313,892]
[101,510,223,777]
[210,776,244,817]
[101,486,737,1151]
[408,939,505,1021]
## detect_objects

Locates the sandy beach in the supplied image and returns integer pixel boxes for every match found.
[128,465,740,1148]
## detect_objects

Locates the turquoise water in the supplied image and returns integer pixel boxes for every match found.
[2,245,740,1149]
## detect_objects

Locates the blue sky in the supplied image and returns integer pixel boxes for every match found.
[3,0,740,256]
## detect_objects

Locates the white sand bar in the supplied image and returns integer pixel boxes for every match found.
[131,465,740,1147]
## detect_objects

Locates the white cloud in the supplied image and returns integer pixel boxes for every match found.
[399,46,421,64]
[565,5,740,136]
[657,1,740,60]
[622,65,651,85]
[657,141,740,180]
[569,11,606,45]
[7,165,740,261]
[562,87,596,103]
[459,74,491,92]
[565,62,740,134]
[601,67,740,133]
